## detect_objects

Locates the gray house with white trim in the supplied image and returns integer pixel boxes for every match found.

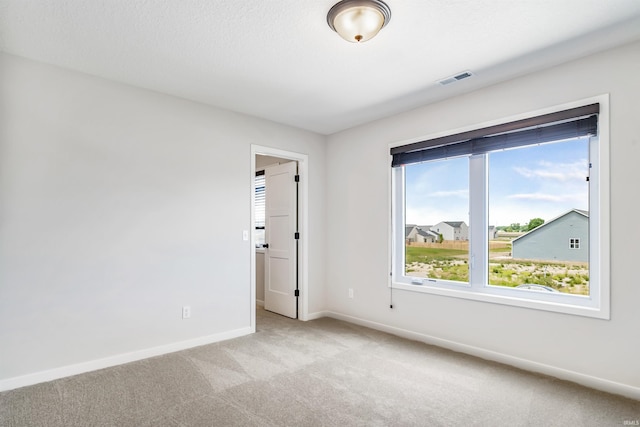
[512,209,589,262]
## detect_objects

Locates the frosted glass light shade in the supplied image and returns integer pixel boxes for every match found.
[327,0,391,43]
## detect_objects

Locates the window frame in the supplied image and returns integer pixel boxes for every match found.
[570,238,581,249]
[389,96,610,319]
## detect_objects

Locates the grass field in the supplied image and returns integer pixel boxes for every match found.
[405,245,589,295]
[405,246,468,263]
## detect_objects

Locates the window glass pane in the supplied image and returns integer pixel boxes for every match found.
[404,157,469,283]
[488,138,589,295]
[255,229,265,248]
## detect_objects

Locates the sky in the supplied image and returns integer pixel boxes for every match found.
[405,137,590,227]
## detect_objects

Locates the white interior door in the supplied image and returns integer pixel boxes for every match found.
[264,161,298,318]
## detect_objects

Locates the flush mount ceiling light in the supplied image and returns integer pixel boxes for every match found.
[327,0,391,43]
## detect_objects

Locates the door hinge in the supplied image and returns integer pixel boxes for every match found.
[294,232,300,240]
[586,176,590,182]
[294,174,300,182]
[294,289,300,297]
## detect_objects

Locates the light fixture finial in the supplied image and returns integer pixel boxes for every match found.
[327,0,391,43]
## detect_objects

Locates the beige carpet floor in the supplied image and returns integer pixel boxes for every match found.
[1,307,639,426]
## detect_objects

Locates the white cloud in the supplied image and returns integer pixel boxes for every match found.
[508,193,565,202]
[513,159,587,182]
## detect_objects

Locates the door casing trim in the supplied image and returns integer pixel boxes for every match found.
[250,145,309,330]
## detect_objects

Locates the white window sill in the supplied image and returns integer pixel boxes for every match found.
[391,281,609,320]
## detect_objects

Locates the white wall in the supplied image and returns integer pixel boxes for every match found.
[0,53,326,386]
[325,41,640,395]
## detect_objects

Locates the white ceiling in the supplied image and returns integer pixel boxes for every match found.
[2,1,640,135]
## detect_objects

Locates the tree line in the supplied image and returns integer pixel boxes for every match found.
[496,218,544,233]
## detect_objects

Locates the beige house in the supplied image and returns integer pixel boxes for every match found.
[431,221,469,241]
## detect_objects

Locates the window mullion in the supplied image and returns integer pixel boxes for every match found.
[392,166,406,283]
[469,154,488,288]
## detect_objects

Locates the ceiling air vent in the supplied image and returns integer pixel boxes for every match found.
[438,71,474,86]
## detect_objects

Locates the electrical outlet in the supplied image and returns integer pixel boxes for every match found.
[182,306,191,319]
[348,288,354,299]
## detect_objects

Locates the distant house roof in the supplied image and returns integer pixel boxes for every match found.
[444,221,465,228]
[405,225,438,239]
[416,228,438,238]
[512,209,589,242]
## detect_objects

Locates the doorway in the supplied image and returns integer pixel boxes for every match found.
[251,146,309,331]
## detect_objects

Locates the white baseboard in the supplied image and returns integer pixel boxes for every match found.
[0,327,252,392]
[325,311,640,401]
[256,299,265,307]
[304,310,328,321]
[5,312,638,401]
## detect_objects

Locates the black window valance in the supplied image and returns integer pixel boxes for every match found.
[391,103,599,167]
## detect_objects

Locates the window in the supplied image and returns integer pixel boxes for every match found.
[570,238,581,249]
[255,171,266,248]
[404,157,469,282]
[391,100,609,318]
